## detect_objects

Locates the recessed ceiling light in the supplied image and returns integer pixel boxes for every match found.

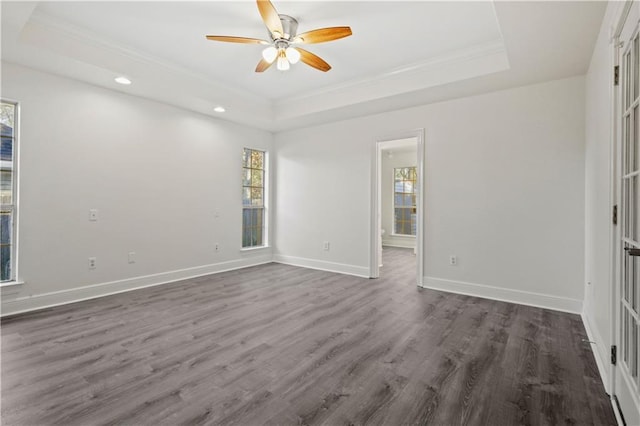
[214,106,226,113]
[114,77,132,85]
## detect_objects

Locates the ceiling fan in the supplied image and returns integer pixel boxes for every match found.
[206,0,352,73]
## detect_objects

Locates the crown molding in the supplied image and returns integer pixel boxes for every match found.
[274,39,510,122]
[28,13,269,106]
[283,40,507,105]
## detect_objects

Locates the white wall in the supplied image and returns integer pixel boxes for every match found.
[1,62,273,315]
[1,63,588,318]
[275,76,586,312]
[381,149,417,248]
[271,122,372,277]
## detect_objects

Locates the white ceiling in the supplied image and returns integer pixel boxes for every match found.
[1,1,606,132]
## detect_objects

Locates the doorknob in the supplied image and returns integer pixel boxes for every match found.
[625,247,640,256]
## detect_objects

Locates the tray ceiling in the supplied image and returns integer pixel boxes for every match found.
[1,1,606,131]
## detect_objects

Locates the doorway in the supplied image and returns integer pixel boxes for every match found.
[370,130,424,286]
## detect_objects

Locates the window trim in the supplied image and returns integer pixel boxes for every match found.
[241,148,268,249]
[1,99,19,284]
[391,166,417,237]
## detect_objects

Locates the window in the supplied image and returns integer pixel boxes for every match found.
[242,148,266,248]
[1,101,17,282]
[393,167,417,236]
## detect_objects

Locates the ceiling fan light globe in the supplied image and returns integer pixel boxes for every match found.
[261,46,278,63]
[285,47,300,64]
[277,56,290,71]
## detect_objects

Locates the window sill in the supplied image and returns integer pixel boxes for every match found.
[1,281,24,296]
[389,234,417,238]
[240,245,270,252]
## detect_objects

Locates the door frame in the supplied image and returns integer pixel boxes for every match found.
[370,129,425,286]
[611,1,640,423]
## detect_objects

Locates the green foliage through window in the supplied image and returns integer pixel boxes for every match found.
[1,101,16,281]
[393,167,417,236]
[242,148,265,248]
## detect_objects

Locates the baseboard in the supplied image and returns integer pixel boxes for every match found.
[273,254,370,278]
[1,255,273,317]
[581,311,611,394]
[381,241,415,249]
[612,395,625,426]
[616,371,640,426]
[422,276,582,314]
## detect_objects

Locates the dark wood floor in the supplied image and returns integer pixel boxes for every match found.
[2,247,615,425]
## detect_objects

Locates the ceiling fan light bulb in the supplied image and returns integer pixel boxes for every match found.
[285,47,300,64]
[261,46,278,63]
[277,56,290,71]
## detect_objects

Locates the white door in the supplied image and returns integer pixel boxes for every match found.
[618,2,640,423]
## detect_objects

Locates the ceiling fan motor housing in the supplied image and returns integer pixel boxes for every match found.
[275,14,298,41]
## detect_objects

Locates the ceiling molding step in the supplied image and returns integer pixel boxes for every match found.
[274,40,510,122]
[25,13,271,107]
[283,39,507,104]
[5,14,274,128]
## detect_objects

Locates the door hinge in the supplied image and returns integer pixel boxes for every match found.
[611,345,617,365]
[614,65,620,86]
[613,204,618,226]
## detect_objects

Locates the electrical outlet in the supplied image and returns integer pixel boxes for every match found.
[89,209,98,222]
[215,243,220,252]
[449,255,457,266]
[323,241,330,251]
[88,257,97,269]
[128,252,136,264]
[214,209,220,219]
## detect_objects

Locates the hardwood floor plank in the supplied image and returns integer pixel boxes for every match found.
[1,248,615,425]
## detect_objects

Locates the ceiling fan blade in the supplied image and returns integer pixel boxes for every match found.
[206,35,269,44]
[255,58,275,73]
[294,27,352,44]
[256,0,284,38]
[295,48,331,72]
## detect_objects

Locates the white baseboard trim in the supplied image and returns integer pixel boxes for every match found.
[382,241,415,249]
[273,254,370,278]
[611,398,624,426]
[616,367,640,426]
[581,311,611,394]
[1,255,273,317]
[422,276,583,314]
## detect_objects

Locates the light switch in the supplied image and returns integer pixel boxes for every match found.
[89,209,98,222]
